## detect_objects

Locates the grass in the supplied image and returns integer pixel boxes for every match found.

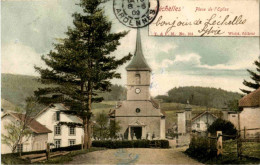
[186,140,260,164]
[1,147,106,164]
[223,140,260,159]
[1,153,30,165]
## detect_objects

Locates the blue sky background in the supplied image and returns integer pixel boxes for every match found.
[1,0,259,96]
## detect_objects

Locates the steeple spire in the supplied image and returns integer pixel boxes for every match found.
[126,29,151,71]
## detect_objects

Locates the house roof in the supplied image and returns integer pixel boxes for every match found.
[239,88,260,107]
[35,103,69,118]
[35,103,83,122]
[192,111,218,122]
[125,29,151,71]
[2,112,52,134]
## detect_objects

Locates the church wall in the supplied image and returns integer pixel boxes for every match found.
[127,86,150,100]
[116,116,161,139]
[116,101,161,116]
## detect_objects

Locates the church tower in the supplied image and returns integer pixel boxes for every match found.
[110,29,165,140]
[126,29,151,101]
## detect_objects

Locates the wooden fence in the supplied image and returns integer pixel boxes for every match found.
[191,128,260,159]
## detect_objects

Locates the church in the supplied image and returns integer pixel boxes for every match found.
[109,30,166,140]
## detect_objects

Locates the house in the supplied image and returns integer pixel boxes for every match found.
[34,104,84,148]
[1,112,51,154]
[191,111,218,132]
[109,29,166,140]
[239,88,260,138]
[176,104,218,146]
[222,108,239,129]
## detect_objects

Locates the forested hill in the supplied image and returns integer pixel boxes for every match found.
[155,86,243,108]
[2,74,242,111]
[1,73,126,110]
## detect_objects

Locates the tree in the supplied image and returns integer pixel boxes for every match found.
[207,118,237,140]
[109,120,121,139]
[241,60,260,94]
[93,112,109,140]
[2,97,37,154]
[34,0,132,149]
[226,99,239,111]
[93,111,121,140]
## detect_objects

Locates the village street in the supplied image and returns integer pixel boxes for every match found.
[67,147,202,164]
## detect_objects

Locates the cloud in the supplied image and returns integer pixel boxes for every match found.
[150,51,258,73]
[1,43,45,76]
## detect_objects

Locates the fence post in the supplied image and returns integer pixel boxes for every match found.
[46,143,50,160]
[208,133,211,152]
[217,131,223,156]
[81,135,84,150]
[237,112,242,159]
[243,127,246,139]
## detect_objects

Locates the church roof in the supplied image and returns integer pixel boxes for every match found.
[126,29,151,71]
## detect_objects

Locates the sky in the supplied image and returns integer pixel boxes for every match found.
[1,0,259,96]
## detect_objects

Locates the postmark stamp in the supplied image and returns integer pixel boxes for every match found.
[113,0,159,28]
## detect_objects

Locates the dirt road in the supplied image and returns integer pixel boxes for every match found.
[67,148,202,164]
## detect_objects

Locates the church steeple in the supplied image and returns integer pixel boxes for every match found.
[126,29,151,71]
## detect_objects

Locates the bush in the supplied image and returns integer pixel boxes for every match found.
[185,136,217,160]
[92,140,169,148]
[207,118,237,140]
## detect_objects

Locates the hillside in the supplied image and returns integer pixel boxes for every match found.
[1,73,125,112]
[156,86,243,109]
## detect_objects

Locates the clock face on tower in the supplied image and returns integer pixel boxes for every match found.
[135,88,141,94]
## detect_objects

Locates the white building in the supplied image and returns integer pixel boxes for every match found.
[1,112,51,154]
[239,88,260,138]
[35,104,84,148]
[191,111,218,132]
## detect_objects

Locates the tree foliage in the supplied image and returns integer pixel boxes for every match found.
[226,99,239,111]
[241,60,260,94]
[207,118,237,140]
[93,111,121,140]
[156,86,242,108]
[34,0,131,149]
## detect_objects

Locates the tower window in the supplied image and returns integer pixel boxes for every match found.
[136,108,141,113]
[135,74,141,84]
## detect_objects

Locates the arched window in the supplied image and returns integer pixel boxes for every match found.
[135,74,141,84]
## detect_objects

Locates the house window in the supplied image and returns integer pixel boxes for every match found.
[69,126,76,136]
[55,125,61,135]
[54,139,61,148]
[56,111,60,121]
[197,123,200,128]
[17,144,23,153]
[69,139,76,146]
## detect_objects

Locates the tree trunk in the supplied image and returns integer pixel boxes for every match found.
[86,118,92,148]
[83,119,89,150]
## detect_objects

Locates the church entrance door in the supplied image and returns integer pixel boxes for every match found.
[132,127,142,139]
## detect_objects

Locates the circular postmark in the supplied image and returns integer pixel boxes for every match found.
[113,0,159,28]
